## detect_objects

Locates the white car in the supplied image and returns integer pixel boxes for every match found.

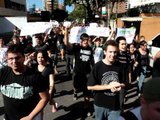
[147,33,160,67]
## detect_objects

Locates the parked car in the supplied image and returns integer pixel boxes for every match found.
[147,33,160,67]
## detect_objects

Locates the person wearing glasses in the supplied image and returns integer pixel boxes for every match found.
[0,44,49,120]
[137,40,150,92]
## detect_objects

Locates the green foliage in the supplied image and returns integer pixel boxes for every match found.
[68,5,86,22]
[64,0,75,6]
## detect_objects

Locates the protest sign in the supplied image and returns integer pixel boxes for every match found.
[116,28,136,43]
[86,27,109,37]
[20,22,53,36]
[69,26,110,43]
[69,26,86,43]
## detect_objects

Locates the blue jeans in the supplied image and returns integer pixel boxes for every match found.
[138,66,147,92]
[94,104,120,120]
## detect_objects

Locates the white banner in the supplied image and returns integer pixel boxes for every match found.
[69,26,110,43]
[116,28,136,44]
[20,22,53,36]
[69,26,86,43]
[86,27,109,37]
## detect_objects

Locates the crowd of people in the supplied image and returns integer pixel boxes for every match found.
[0,22,160,120]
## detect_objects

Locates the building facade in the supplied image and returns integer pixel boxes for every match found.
[0,0,26,16]
[44,0,58,12]
[117,0,160,41]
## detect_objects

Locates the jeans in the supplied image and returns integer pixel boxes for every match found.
[138,66,147,92]
[65,54,74,75]
[94,104,120,120]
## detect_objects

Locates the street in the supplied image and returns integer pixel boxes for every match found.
[0,60,140,120]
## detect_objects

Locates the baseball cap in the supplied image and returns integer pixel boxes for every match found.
[142,77,160,102]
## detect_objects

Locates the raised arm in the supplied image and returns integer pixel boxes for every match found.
[64,27,73,49]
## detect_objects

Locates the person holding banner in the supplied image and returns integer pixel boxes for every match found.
[64,27,94,116]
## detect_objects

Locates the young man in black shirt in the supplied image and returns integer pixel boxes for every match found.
[87,40,125,120]
[64,27,94,116]
[0,44,49,120]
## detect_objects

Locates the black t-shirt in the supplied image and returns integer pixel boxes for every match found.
[47,34,58,54]
[0,66,47,120]
[128,51,141,81]
[116,51,130,83]
[57,34,64,45]
[88,61,122,110]
[73,44,94,74]
[137,49,149,67]
[36,64,54,89]
[34,43,48,52]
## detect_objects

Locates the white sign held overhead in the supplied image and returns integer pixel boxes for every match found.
[20,22,53,36]
[116,28,136,44]
[69,26,110,43]
[86,27,109,37]
[63,21,72,28]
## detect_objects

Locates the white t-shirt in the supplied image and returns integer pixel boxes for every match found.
[0,47,8,68]
[94,47,104,63]
[117,107,142,120]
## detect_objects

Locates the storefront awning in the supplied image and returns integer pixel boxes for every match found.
[121,17,143,22]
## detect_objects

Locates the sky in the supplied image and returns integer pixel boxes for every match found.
[26,0,74,13]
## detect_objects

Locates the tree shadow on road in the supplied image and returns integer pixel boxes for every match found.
[53,101,94,120]
[54,89,74,98]
[55,72,73,84]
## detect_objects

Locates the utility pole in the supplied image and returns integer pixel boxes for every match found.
[107,0,110,26]
[52,0,54,11]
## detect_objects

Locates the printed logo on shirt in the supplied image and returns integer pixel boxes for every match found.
[80,49,91,62]
[0,83,33,99]
[101,71,119,96]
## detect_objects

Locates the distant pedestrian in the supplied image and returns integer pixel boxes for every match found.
[137,40,150,92]
[0,38,8,69]
[92,37,104,63]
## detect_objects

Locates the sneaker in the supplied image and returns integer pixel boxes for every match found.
[87,111,92,117]
[73,93,77,100]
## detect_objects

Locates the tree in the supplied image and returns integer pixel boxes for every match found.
[68,5,86,22]
[64,0,95,22]
[64,0,126,22]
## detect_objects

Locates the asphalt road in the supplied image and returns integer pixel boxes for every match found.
[0,60,140,120]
